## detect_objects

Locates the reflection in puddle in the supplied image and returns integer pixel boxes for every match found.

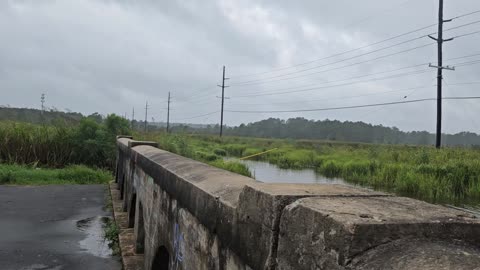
[76,216,112,258]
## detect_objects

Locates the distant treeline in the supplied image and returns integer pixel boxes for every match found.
[176,118,480,147]
[2,106,479,147]
[0,107,83,124]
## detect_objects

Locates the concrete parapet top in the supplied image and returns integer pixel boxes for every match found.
[245,182,387,197]
[117,138,133,153]
[296,196,477,224]
[127,140,158,148]
[131,145,255,208]
[348,239,480,269]
[277,196,480,269]
[116,135,133,139]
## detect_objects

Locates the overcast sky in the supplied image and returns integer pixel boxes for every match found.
[1,0,480,134]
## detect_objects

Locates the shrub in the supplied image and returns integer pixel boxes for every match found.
[209,160,252,177]
[0,170,15,184]
[213,149,227,156]
[195,151,219,162]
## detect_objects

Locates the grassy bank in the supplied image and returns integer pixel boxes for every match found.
[0,164,111,185]
[139,133,480,205]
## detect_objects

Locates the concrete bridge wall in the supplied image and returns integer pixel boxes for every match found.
[114,137,480,270]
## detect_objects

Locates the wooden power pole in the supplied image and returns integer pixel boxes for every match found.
[167,92,171,133]
[131,107,135,129]
[217,66,229,137]
[144,101,149,133]
[429,0,454,149]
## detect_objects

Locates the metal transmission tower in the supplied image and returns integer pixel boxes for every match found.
[167,92,171,133]
[217,66,229,137]
[40,93,45,115]
[144,101,149,133]
[429,0,455,149]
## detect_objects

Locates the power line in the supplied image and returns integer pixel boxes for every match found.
[228,85,433,107]
[174,54,480,108]
[225,96,480,114]
[231,28,480,88]
[233,63,429,96]
[172,111,220,122]
[451,9,480,20]
[230,9,480,80]
[227,80,480,108]
[232,37,434,85]
[232,69,432,98]
[227,52,480,99]
[229,58,480,99]
[232,25,436,79]
[231,43,435,87]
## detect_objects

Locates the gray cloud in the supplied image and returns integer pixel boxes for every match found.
[1,0,480,134]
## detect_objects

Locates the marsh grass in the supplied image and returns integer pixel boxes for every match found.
[0,164,111,185]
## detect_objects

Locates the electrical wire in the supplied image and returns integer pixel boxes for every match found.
[231,24,436,79]
[232,38,434,85]
[231,43,435,87]
[171,111,219,121]
[225,97,480,114]
[232,69,432,98]
[230,10,480,79]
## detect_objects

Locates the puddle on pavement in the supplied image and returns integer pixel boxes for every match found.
[76,216,113,258]
[21,264,62,270]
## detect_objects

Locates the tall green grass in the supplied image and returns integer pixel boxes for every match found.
[0,115,130,169]
[0,164,111,185]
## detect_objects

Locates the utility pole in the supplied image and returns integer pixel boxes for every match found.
[217,66,229,137]
[428,0,454,149]
[167,92,171,133]
[144,101,149,133]
[131,107,135,129]
[40,93,45,115]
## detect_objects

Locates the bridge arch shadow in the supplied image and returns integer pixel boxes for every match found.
[128,192,136,228]
[135,200,145,254]
[151,246,170,270]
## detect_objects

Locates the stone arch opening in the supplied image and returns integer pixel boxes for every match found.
[120,174,125,200]
[151,246,170,270]
[128,192,136,228]
[135,200,145,254]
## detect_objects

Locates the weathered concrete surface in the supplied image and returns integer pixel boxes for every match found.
[235,183,388,269]
[114,137,480,270]
[347,239,480,270]
[277,196,480,269]
[0,185,121,270]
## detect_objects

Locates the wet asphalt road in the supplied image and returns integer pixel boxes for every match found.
[0,185,121,270]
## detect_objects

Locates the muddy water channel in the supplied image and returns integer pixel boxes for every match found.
[237,159,480,217]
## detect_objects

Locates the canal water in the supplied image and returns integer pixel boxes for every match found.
[239,159,348,185]
[237,159,480,217]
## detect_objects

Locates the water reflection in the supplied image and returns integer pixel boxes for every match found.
[239,159,349,185]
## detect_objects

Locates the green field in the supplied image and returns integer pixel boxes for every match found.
[139,133,480,206]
